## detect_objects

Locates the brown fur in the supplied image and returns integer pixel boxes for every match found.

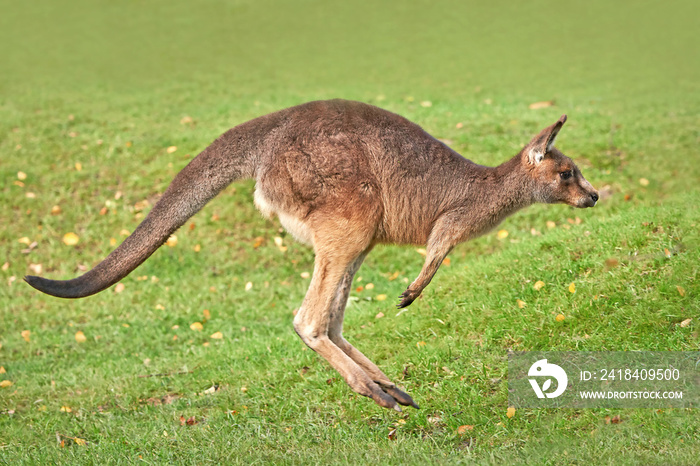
[25,100,598,410]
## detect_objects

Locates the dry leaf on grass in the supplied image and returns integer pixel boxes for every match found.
[74,331,87,343]
[210,331,223,339]
[529,100,554,109]
[556,314,566,322]
[166,146,178,154]
[190,322,203,331]
[506,407,516,418]
[676,286,686,297]
[516,299,526,309]
[497,229,508,239]
[457,425,474,435]
[62,232,79,246]
[533,280,545,291]
[679,318,692,328]
[114,283,125,293]
[568,282,576,293]
[0,380,12,388]
[21,330,31,342]
[166,235,178,247]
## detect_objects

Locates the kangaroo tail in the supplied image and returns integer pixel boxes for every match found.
[25,125,261,299]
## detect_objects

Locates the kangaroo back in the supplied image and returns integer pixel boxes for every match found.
[24,116,274,298]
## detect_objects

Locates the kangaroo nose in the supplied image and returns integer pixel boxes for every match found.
[590,192,599,203]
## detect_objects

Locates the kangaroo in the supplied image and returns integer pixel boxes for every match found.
[25,99,598,411]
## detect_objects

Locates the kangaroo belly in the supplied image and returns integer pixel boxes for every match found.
[254,188,314,246]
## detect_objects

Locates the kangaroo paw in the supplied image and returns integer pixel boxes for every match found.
[397,289,418,309]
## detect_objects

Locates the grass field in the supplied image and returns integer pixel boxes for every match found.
[1,0,699,464]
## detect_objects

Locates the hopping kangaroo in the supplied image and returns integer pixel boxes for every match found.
[26,99,598,411]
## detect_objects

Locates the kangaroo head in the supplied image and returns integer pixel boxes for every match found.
[522,115,598,208]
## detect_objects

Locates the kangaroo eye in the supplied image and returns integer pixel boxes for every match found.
[560,170,573,180]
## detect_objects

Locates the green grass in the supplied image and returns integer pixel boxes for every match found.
[1,0,699,464]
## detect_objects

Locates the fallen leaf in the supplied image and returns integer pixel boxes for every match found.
[119,229,130,236]
[21,330,31,342]
[457,425,474,435]
[604,258,619,269]
[186,416,198,426]
[611,415,622,424]
[375,312,384,319]
[210,331,223,339]
[546,221,556,229]
[679,318,692,328]
[74,331,87,343]
[18,237,31,245]
[676,286,686,297]
[420,100,432,108]
[568,282,576,293]
[252,236,264,248]
[529,100,554,109]
[556,314,566,322]
[300,272,310,279]
[114,283,125,293]
[166,146,178,154]
[639,178,650,187]
[388,428,397,440]
[61,232,80,246]
[497,229,509,239]
[29,263,42,274]
[274,236,284,247]
[376,294,387,301]
[0,380,12,388]
[180,116,194,125]
[17,171,27,180]
[664,248,671,258]
[203,385,218,395]
[166,235,178,247]
[442,257,451,266]
[415,248,427,257]
[0,366,5,374]
[533,280,545,291]
[74,162,82,171]
[190,322,204,331]
[193,244,201,252]
[416,341,426,348]
[203,309,211,321]
[245,281,253,291]
[365,283,375,290]
[74,437,87,446]
[506,406,516,418]
[60,406,72,413]
[516,299,526,309]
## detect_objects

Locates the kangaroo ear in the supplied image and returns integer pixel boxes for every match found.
[526,115,567,165]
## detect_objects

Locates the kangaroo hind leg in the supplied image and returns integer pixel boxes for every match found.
[327,250,419,409]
